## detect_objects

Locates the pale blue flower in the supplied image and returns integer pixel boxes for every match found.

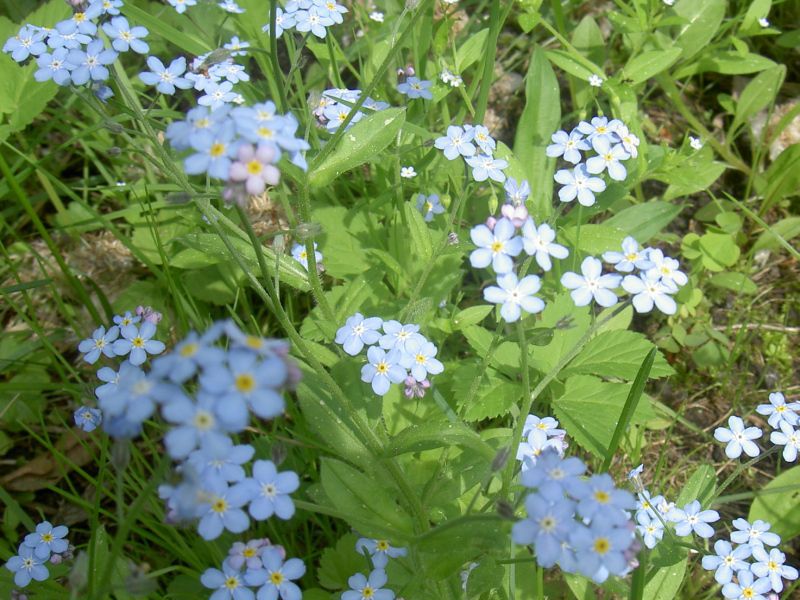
[78,325,119,364]
[770,420,800,462]
[397,76,432,99]
[521,218,568,271]
[168,0,197,13]
[5,544,49,587]
[516,429,564,470]
[713,416,762,459]
[313,0,348,23]
[66,39,118,85]
[294,7,334,38]
[730,518,781,548]
[434,125,476,160]
[522,415,564,438]
[139,56,193,95]
[569,473,635,524]
[466,153,508,183]
[187,437,254,487]
[560,257,621,307]
[199,80,238,110]
[74,406,102,432]
[484,272,545,323]
[751,546,798,593]
[2,25,47,62]
[645,249,688,289]
[34,48,74,86]
[291,242,322,270]
[184,121,237,179]
[520,450,584,501]
[554,164,606,206]
[504,177,530,205]
[342,569,394,600]
[701,540,751,585]
[586,136,629,181]
[201,560,262,599]
[262,8,295,37]
[196,480,254,540]
[23,521,69,560]
[570,521,633,583]
[416,193,445,222]
[576,116,615,143]
[224,36,250,57]
[244,459,299,520]
[756,392,800,428]
[721,570,771,600]
[258,548,306,600]
[622,273,677,315]
[378,321,422,352]
[512,493,575,567]
[162,393,230,459]
[602,236,653,272]
[102,16,149,53]
[468,124,496,155]
[546,130,589,164]
[636,511,664,549]
[355,539,407,569]
[335,313,383,356]
[469,217,523,274]
[360,346,406,396]
[672,500,719,538]
[112,321,165,365]
[218,0,245,13]
[400,338,443,382]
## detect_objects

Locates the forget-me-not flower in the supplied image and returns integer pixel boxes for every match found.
[343,569,394,600]
[434,125,476,160]
[416,193,445,222]
[378,321,422,352]
[139,56,192,95]
[622,273,677,315]
[521,218,569,272]
[258,547,306,600]
[546,130,590,164]
[360,346,406,396]
[756,392,800,428]
[74,406,103,432]
[713,416,762,459]
[466,154,508,183]
[576,116,615,143]
[335,313,383,356]
[469,217,523,274]
[3,25,47,62]
[401,338,443,382]
[199,80,238,110]
[78,325,120,364]
[197,479,254,540]
[112,321,165,365]
[66,39,118,85]
[701,540,752,585]
[200,560,263,598]
[645,249,688,289]
[586,136,630,181]
[469,124,496,155]
[672,500,719,538]
[751,546,799,593]
[602,237,652,272]
[512,496,575,567]
[636,511,664,549]
[570,520,633,583]
[730,518,781,547]
[770,421,800,462]
[504,178,530,205]
[244,459,299,520]
[720,570,772,600]
[355,539,407,569]
[23,521,69,560]
[291,242,322,270]
[185,121,237,179]
[35,48,74,86]
[294,7,335,38]
[560,257,621,307]
[397,76,432,99]
[554,164,606,206]
[484,272,545,323]
[102,17,149,53]
[5,544,49,588]
[168,0,197,13]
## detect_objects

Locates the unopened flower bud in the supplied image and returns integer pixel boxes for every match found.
[294,221,323,241]
[485,216,497,231]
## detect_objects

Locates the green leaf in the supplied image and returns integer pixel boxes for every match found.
[385,421,495,460]
[643,556,687,600]
[672,51,776,77]
[698,232,740,271]
[403,201,433,262]
[515,45,561,217]
[761,143,800,212]
[563,330,674,380]
[317,533,364,590]
[731,66,786,136]
[456,28,489,72]
[552,375,656,459]
[560,224,626,256]
[320,458,415,540]
[416,515,507,578]
[672,0,726,61]
[622,48,682,84]
[310,108,406,187]
[121,3,212,55]
[741,0,772,31]
[749,465,800,541]
[752,216,800,252]
[676,464,716,506]
[451,305,493,330]
[708,272,757,295]
[604,202,682,242]
[572,16,606,67]
[314,205,372,278]
[545,49,596,80]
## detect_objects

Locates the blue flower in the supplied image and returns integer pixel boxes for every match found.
[187,437,254,487]
[196,480,254,540]
[70,3,103,34]
[756,392,800,428]
[113,311,141,327]
[720,570,772,600]
[342,569,394,600]
[257,547,306,600]
[78,325,119,364]
[227,540,267,571]
[209,62,250,84]
[95,365,120,399]
[512,495,576,567]
[2,25,47,62]
[560,257,621,308]
[672,500,719,538]
[635,511,664,549]
[713,416,762,459]
[570,521,634,583]
[184,121,238,179]
[466,154,508,183]
[546,130,590,164]
[139,56,192,96]
[469,217,523,274]
[313,0,348,23]
[74,406,102,432]
[91,0,124,16]
[291,242,322,270]
[397,76,432,99]
[504,177,530,205]
[769,421,800,462]
[378,320,422,352]
[34,48,74,86]
[102,17,149,54]
[468,124,497,155]
[335,313,383,356]
[112,321,166,365]
[355,539,407,569]
[701,540,751,585]
[244,459,299,520]
[218,0,246,13]
[201,560,262,599]
[621,273,677,315]
[521,218,568,272]
[553,164,606,206]
[224,36,250,57]
[400,338,443,382]
[568,473,635,524]
[602,236,653,272]
[96,362,159,426]
[150,330,226,383]
[434,125,476,160]
[5,544,49,588]
[645,249,688,289]
[261,8,296,37]
[576,116,615,143]
[168,0,197,13]
[586,136,630,181]
[516,429,564,470]
[751,546,799,593]
[66,39,118,85]
[47,21,92,50]
[360,346,406,396]
[483,272,545,323]
[200,349,287,423]
[519,450,584,502]
[522,414,564,438]
[416,193,445,222]
[199,80,238,110]
[22,521,69,560]
[165,106,220,151]
[730,518,781,547]
[294,7,335,38]
[162,393,231,459]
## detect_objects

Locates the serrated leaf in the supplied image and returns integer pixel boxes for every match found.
[748,466,800,541]
[310,108,406,187]
[463,379,520,422]
[317,534,364,590]
[563,330,674,380]
[622,48,682,84]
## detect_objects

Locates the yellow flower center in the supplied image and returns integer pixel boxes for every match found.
[742,588,754,599]
[210,142,226,157]
[376,540,389,551]
[270,572,284,585]
[776,405,786,413]
[491,241,504,252]
[245,336,263,349]
[243,547,257,558]
[193,411,214,430]
[415,354,426,364]
[362,586,374,598]
[196,118,211,129]
[425,202,433,212]
[95,339,106,348]
[42,533,54,542]
[257,127,274,139]
[768,561,778,570]
[235,373,255,393]
[246,160,263,175]
[74,12,87,22]
[132,336,145,348]
[593,538,610,555]
[593,491,610,504]
[212,498,228,513]
[180,342,198,357]
[225,576,239,589]
[376,362,389,374]
[120,31,132,40]
[540,516,556,531]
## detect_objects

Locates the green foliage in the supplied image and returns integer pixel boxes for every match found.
[749,466,800,542]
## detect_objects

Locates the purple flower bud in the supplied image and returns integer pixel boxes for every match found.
[403,376,430,399]
[500,203,528,228]
[50,553,64,565]
[485,216,497,231]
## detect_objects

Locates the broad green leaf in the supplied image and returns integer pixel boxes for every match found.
[528,293,591,374]
[552,375,657,459]
[676,464,716,506]
[672,51,776,77]
[752,216,800,252]
[563,330,674,380]
[731,66,786,136]
[310,108,406,187]
[673,0,726,61]
[659,150,726,201]
[451,366,521,422]
[698,232,740,271]
[572,16,606,67]
[515,45,560,217]
[761,143,800,212]
[604,202,682,242]
[122,3,211,55]
[452,305,493,330]
[416,515,507,578]
[385,421,495,460]
[545,49,596,80]
[465,557,505,598]
[320,458,415,540]
[403,201,433,261]
[461,326,520,372]
[564,574,598,600]
[741,0,772,31]
[622,48,682,84]
[643,556,687,600]
[313,205,372,278]
[560,224,626,256]
[749,466,800,541]
[456,28,489,72]
[708,272,757,295]
[317,534,364,590]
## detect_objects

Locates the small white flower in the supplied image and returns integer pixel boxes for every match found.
[689,136,703,150]
[369,11,384,22]
[400,166,417,178]
[588,74,603,87]
[662,0,675,5]
[758,17,769,28]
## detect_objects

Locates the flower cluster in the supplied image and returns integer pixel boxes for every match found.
[397,69,433,100]
[167,0,246,15]
[163,99,308,204]
[341,537,406,600]
[262,0,348,40]
[76,307,165,438]
[546,116,640,206]
[2,0,150,99]
[201,538,306,600]
[335,315,443,397]
[714,392,800,461]
[5,521,71,589]
[440,68,463,88]
[470,198,568,322]
[434,124,507,183]
[515,413,568,471]
[512,449,637,584]
[312,88,390,133]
